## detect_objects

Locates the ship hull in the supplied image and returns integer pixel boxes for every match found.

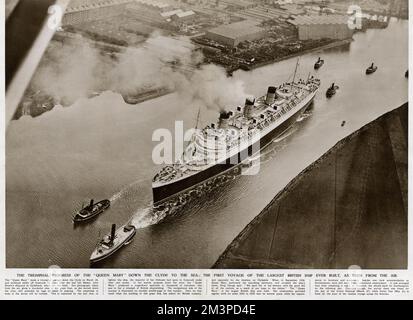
[153,95,315,205]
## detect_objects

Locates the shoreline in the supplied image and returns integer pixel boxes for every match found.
[239,38,353,72]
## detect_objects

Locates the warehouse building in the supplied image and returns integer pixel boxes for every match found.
[132,0,172,13]
[171,10,197,23]
[205,21,267,47]
[62,0,131,25]
[288,15,354,40]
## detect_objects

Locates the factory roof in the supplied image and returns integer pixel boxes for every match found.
[161,9,183,18]
[220,0,256,8]
[207,20,265,39]
[174,10,196,18]
[135,0,170,9]
[67,0,131,13]
[288,14,349,25]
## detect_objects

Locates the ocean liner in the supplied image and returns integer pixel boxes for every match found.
[152,71,320,205]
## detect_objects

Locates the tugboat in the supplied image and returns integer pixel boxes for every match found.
[73,199,110,223]
[90,223,136,263]
[326,83,337,98]
[366,62,378,74]
[314,57,324,69]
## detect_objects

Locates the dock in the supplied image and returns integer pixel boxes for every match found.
[214,103,408,269]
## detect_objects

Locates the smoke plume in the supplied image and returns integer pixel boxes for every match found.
[30,33,249,111]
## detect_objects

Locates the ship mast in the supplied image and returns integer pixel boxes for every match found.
[194,107,201,130]
[182,107,201,161]
[292,57,300,85]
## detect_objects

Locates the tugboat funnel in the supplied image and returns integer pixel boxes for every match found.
[89,199,94,208]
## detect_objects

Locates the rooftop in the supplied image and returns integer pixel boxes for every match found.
[174,10,196,18]
[207,20,265,39]
[288,14,349,25]
[135,0,170,9]
[160,9,183,18]
[67,0,131,13]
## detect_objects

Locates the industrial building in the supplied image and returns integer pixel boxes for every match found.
[62,0,131,25]
[171,10,197,23]
[205,20,267,46]
[288,15,354,40]
[218,0,257,10]
[132,0,172,13]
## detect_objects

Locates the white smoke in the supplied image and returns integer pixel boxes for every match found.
[30,33,248,111]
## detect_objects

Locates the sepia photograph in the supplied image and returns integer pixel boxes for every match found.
[5,0,408,270]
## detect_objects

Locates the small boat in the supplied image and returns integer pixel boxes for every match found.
[73,199,110,223]
[326,82,337,98]
[90,224,136,263]
[341,121,346,127]
[366,63,378,74]
[314,57,324,69]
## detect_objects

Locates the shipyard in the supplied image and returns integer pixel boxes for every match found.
[5,0,409,280]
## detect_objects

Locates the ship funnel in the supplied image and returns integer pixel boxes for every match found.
[89,199,94,208]
[243,97,255,119]
[265,86,277,105]
[109,224,116,244]
[218,111,230,129]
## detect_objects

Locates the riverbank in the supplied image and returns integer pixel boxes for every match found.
[239,38,353,72]
[214,103,408,269]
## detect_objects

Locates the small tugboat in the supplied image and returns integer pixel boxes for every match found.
[314,57,324,69]
[73,199,110,223]
[326,82,337,98]
[90,223,136,264]
[366,62,378,74]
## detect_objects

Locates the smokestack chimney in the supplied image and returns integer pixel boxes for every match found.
[265,86,277,105]
[243,97,255,119]
[218,111,230,129]
[109,224,116,245]
[89,199,94,208]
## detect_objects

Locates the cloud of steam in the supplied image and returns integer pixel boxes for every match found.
[174,64,248,112]
[30,33,249,111]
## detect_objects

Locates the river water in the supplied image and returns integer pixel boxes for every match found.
[6,19,408,268]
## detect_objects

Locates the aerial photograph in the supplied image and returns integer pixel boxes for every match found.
[5,0,408,269]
